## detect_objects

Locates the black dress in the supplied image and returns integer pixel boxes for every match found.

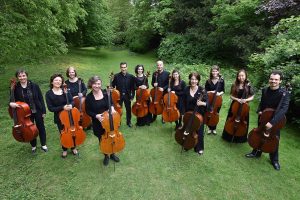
[205,78,225,130]
[183,86,207,152]
[222,84,254,143]
[65,79,87,97]
[134,76,151,126]
[85,90,110,140]
[171,80,186,116]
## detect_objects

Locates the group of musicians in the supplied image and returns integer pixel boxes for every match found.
[9,61,290,170]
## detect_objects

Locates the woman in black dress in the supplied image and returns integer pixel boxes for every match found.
[205,65,225,135]
[45,74,78,158]
[222,69,254,143]
[134,64,151,126]
[9,69,48,153]
[170,69,186,130]
[183,72,207,155]
[85,76,120,166]
[64,66,87,98]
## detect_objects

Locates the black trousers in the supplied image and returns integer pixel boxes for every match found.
[30,112,47,147]
[120,94,132,125]
[194,123,205,152]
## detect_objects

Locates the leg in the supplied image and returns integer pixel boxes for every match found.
[194,123,204,154]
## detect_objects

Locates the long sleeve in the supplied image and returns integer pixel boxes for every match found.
[36,85,46,114]
[270,91,290,126]
[85,94,97,118]
[81,81,87,96]
[45,91,64,113]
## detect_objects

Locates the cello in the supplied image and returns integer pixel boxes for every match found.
[59,84,86,148]
[248,84,290,153]
[8,79,38,142]
[149,71,164,115]
[162,75,180,122]
[100,86,125,155]
[204,77,223,126]
[109,72,122,116]
[73,78,92,129]
[224,86,249,142]
[132,71,151,117]
[175,92,204,150]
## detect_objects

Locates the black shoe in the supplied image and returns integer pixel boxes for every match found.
[72,149,79,156]
[103,155,109,166]
[272,162,280,170]
[127,123,132,128]
[32,148,37,154]
[110,154,120,162]
[245,152,261,158]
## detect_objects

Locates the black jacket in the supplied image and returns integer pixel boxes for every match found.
[112,72,135,99]
[10,80,46,114]
[151,70,170,91]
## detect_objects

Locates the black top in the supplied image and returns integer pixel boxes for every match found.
[205,79,225,93]
[151,70,170,91]
[171,80,186,97]
[45,90,73,124]
[112,72,135,99]
[65,79,87,97]
[183,86,207,115]
[134,76,149,89]
[257,87,290,126]
[231,84,254,98]
[10,81,46,114]
[85,90,111,135]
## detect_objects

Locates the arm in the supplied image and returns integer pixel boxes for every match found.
[81,81,87,96]
[270,91,290,126]
[45,92,64,113]
[85,95,97,118]
[36,85,46,114]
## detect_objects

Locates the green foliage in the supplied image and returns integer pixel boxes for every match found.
[0,0,86,65]
[248,16,300,123]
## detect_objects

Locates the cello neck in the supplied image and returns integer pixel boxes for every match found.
[107,87,114,131]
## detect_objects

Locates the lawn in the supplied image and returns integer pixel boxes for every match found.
[0,48,299,200]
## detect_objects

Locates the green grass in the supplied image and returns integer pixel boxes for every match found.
[0,48,299,200]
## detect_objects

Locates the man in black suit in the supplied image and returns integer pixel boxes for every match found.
[245,70,290,171]
[151,60,170,123]
[112,62,135,127]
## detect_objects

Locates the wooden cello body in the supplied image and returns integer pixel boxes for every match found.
[73,78,92,128]
[162,76,180,122]
[59,85,86,148]
[149,72,164,115]
[100,87,125,155]
[8,79,38,142]
[247,108,283,153]
[132,72,150,118]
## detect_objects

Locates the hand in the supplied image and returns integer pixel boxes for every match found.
[111,107,116,114]
[139,85,147,90]
[171,91,175,94]
[216,92,221,96]
[167,88,171,92]
[64,104,72,111]
[42,114,46,118]
[197,100,206,106]
[96,114,104,122]
[158,87,164,92]
[154,83,158,87]
[9,102,20,108]
[78,93,83,98]
[265,122,273,130]
[258,111,262,115]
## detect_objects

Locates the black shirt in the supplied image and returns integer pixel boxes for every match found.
[183,86,207,115]
[112,72,135,99]
[134,76,149,89]
[65,79,87,97]
[151,70,170,91]
[205,79,225,93]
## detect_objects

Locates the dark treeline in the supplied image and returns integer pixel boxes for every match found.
[0,0,299,123]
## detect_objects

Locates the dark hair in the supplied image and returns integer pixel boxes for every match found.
[88,76,102,89]
[15,69,28,78]
[188,72,201,86]
[135,64,144,74]
[231,69,250,96]
[271,70,283,80]
[209,65,220,80]
[120,62,127,67]
[66,66,77,78]
[49,74,64,89]
[171,69,181,84]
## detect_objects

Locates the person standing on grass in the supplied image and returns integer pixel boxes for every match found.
[9,69,48,154]
[45,74,78,158]
[112,62,135,128]
[245,70,290,171]
[182,72,207,155]
[151,60,170,123]
[204,65,225,135]
[85,76,120,166]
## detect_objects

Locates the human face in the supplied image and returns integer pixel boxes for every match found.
[68,68,76,79]
[190,76,198,87]
[17,72,28,84]
[157,61,163,72]
[92,80,102,92]
[120,64,127,74]
[238,71,246,83]
[269,74,281,90]
[173,72,179,80]
[212,69,219,78]
[52,76,62,89]
[137,67,143,75]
